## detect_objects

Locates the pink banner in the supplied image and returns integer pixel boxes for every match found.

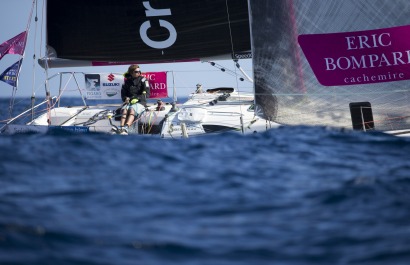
[142,72,168,98]
[298,25,410,86]
[0,31,27,60]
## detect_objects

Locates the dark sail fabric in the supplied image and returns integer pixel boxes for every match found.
[250,0,410,132]
[46,0,250,63]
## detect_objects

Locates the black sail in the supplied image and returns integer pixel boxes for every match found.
[46,0,250,63]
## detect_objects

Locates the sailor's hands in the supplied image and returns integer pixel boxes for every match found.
[130,98,138,104]
[125,97,130,104]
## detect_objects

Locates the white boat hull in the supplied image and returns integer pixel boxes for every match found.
[1,104,172,135]
[160,92,280,138]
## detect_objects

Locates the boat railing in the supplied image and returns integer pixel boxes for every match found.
[45,72,89,107]
[206,110,249,117]
[0,96,57,132]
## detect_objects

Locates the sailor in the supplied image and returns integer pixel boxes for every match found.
[195,83,203,93]
[119,64,148,135]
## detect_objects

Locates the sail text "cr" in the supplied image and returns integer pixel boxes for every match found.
[140,1,177,49]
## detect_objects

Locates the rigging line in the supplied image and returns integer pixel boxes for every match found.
[223,0,247,126]
[223,0,253,124]
[31,0,39,98]
[139,111,159,134]
[52,73,75,101]
[40,0,45,59]
[37,0,51,124]
[8,87,17,119]
[234,61,253,82]
[231,60,246,130]
[2,96,57,125]
[223,0,243,91]
[207,61,248,80]
[231,60,251,124]
[224,0,235,60]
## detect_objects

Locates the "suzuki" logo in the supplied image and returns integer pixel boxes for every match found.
[107,74,115,82]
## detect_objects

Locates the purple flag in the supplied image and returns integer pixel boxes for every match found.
[0,31,27,60]
[0,59,23,87]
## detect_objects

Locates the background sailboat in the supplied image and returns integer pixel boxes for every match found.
[250,0,410,135]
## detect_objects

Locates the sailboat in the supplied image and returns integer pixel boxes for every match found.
[2,0,410,137]
[1,0,264,137]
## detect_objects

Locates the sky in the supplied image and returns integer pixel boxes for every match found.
[0,0,254,99]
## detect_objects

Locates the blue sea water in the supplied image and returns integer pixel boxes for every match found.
[0,98,410,265]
